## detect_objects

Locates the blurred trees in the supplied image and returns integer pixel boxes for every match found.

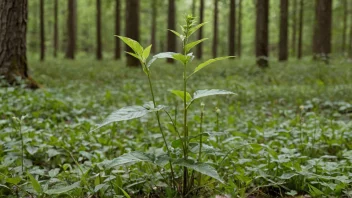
[21,0,352,66]
[125,0,140,66]
[255,0,269,67]
[278,0,288,61]
[167,0,176,64]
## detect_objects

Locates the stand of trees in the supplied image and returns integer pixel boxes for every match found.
[1,0,351,86]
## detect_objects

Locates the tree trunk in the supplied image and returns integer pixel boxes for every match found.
[66,0,76,59]
[53,0,58,57]
[196,0,204,59]
[313,0,332,62]
[228,0,236,57]
[125,0,140,66]
[297,0,304,59]
[212,0,218,58]
[114,0,121,59]
[167,0,176,63]
[0,0,38,89]
[255,0,269,67]
[151,0,157,54]
[312,0,319,59]
[96,0,102,60]
[237,0,242,57]
[278,0,288,61]
[192,0,196,16]
[350,6,352,59]
[40,0,45,61]
[291,0,297,56]
[342,0,347,54]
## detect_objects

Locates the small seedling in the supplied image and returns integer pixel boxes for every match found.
[95,14,236,197]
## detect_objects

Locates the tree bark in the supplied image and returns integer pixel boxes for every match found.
[312,0,319,59]
[114,0,121,59]
[350,5,352,59]
[0,0,38,88]
[212,0,218,58]
[229,0,236,57]
[291,0,297,56]
[40,0,45,61]
[255,0,269,67]
[297,0,304,59]
[53,0,58,57]
[96,0,102,60]
[313,0,332,61]
[278,0,288,61]
[196,0,204,59]
[342,0,347,53]
[125,0,140,66]
[167,0,176,63]
[151,0,157,54]
[237,0,242,57]
[66,0,76,59]
[192,0,196,16]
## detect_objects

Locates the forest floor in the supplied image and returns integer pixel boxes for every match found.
[1,57,352,197]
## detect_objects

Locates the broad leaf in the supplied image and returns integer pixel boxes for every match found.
[185,38,208,53]
[126,52,141,60]
[116,36,143,55]
[102,152,154,169]
[188,22,207,37]
[142,45,152,61]
[94,104,165,130]
[192,89,236,101]
[6,177,21,185]
[192,56,234,75]
[45,182,80,195]
[170,90,192,102]
[27,173,42,194]
[147,52,176,67]
[172,53,191,65]
[173,159,224,183]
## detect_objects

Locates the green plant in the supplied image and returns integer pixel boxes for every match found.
[95,14,235,196]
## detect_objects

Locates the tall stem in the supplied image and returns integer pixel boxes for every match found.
[182,36,189,196]
[146,73,176,188]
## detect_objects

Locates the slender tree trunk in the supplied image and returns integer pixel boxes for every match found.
[312,0,319,59]
[196,0,204,59]
[53,0,58,57]
[167,0,176,63]
[342,0,347,54]
[0,0,39,89]
[40,0,45,61]
[114,0,121,59]
[229,0,236,57]
[66,0,76,59]
[151,0,157,54]
[96,0,102,60]
[192,0,196,16]
[237,0,242,57]
[278,0,288,61]
[212,0,218,58]
[125,0,140,66]
[255,0,269,67]
[314,0,332,62]
[297,0,304,59]
[291,0,297,56]
[350,7,352,59]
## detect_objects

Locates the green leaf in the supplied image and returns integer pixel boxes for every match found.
[192,56,234,75]
[101,152,154,169]
[188,22,208,37]
[26,146,39,155]
[125,52,141,60]
[172,53,192,65]
[117,186,131,198]
[6,177,22,185]
[94,104,165,130]
[27,173,42,194]
[45,182,80,195]
[116,36,144,55]
[308,184,324,196]
[142,45,152,61]
[192,89,236,101]
[185,38,208,53]
[168,29,182,38]
[147,52,176,67]
[170,90,192,102]
[173,159,224,183]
